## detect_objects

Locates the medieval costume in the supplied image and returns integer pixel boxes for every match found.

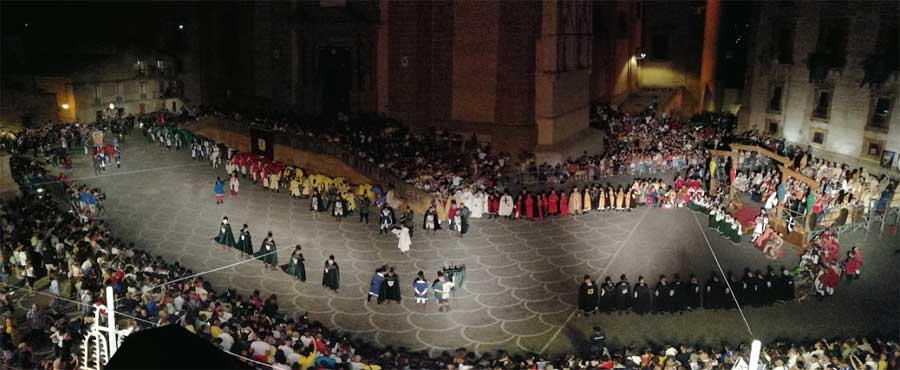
[381,269,401,303]
[499,193,514,218]
[654,277,670,313]
[577,275,598,315]
[613,275,632,311]
[213,217,236,247]
[423,207,440,232]
[547,191,559,215]
[393,225,411,254]
[569,188,582,215]
[322,256,340,291]
[414,272,429,305]
[280,245,306,281]
[686,275,702,310]
[368,268,385,303]
[582,188,592,213]
[379,206,395,234]
[598,277,615,313]
[236,224,253,255]
[255,232,278,269]
[310,191,324,212]
[632,277,652,315]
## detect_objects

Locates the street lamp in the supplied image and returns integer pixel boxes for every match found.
[109,103,115,110]
[61,103,70,110]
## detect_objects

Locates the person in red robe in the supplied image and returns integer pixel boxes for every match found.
[548,191,559,215]
[514,194,524,219]
[816,264,839,296]
[842,246,862,281]
[525,194,535,220]
[488,193,500,219]
[536,195,545,221]
[560,192,569,215]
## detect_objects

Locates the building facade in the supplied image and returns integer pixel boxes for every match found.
[742,1,899,165]
[71,49,185,122]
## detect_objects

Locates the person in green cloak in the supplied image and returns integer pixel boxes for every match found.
[212,217,235,248]
[236,224,253,256]
[280,245,306,281]
[322,255,340,292]
[255,231,278,270]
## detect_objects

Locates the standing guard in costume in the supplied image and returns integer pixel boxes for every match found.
[613,274,632,313]
[413,271,429,308]
[686,274,702,311]
[577,275,598,316]
[654,275,670,313]
[598,277,615,313]
[632,276,652,315]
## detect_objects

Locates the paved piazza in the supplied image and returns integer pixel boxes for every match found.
[68,137,898,355]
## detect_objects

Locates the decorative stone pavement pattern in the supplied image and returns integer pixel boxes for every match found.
[64,138,898,355]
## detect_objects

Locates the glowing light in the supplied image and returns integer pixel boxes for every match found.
[61,104,70,110]
[178,24,184,30]
[109,103,115,110]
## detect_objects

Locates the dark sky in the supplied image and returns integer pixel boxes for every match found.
[2,1,186,53]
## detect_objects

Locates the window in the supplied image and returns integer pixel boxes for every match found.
[140,81,147,99]
[862,138,885,159]
[652,33,669,60]
[93,84,101,105]
[766,120,780,135]
[772,20,794,64]
[116,82,124,102]
[869,97,893,130]
[811,130,826,145]
[137,60,146,75]
[156,59,164,70]
[812,88,832,120]
[768,84,784,112]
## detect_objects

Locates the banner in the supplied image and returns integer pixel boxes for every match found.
[91,131,104,146]
[250,129,274,160]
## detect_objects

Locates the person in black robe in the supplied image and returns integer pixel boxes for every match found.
[590,186,600,210]
[686,274,702,311]
[322,255,340,292]
[280,245,306,281]
[754,269,769,306]
[213,217,236,248]
[255,231,278,270]
[654,275,669,313]
[381,268,402,303]
[763,267,778,306]
[236,224,253,256]
[669,274,685,313]
[704,273,723,310]
[740,269,757,307]
[598,276,615,313]
[423,206,440,233]
[778,266,795,303]
[457,205,471,235]
[310,190,324,212]
[613,274,632,313]
[577,275,599,316]
[726,270,740,309]
[632,276,652,315]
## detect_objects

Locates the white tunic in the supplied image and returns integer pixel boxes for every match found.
[470,192,484,218]
[498,195,514,217]
[392,226,411,253]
